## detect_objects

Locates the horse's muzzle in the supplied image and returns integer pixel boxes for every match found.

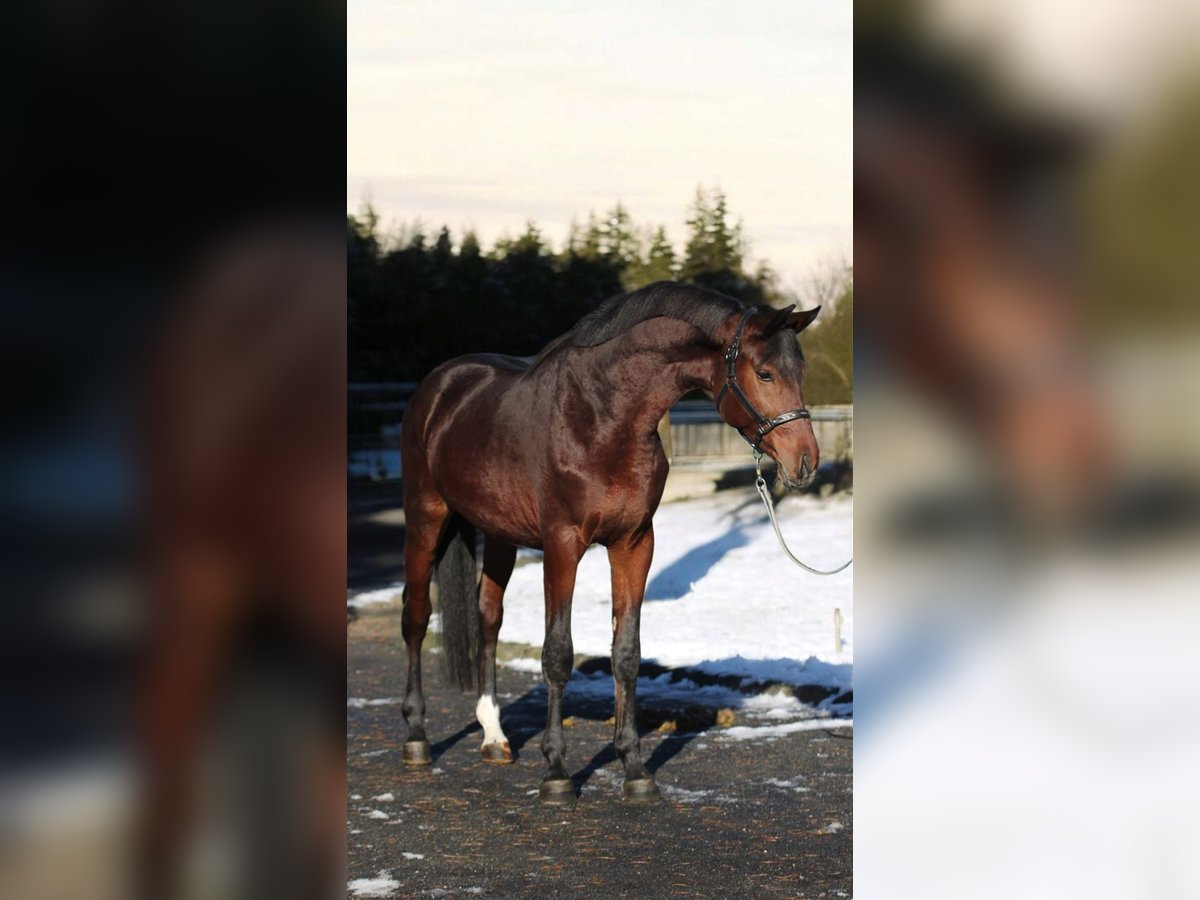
[778,454,815,491]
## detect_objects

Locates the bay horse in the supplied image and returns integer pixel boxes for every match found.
[400,282,820,804]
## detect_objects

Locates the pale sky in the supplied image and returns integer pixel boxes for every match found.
[348,0,852,292]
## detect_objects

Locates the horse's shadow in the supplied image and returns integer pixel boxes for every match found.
[645,527,750,601]
[642,468,854,602]
[422,653,853,794]
[425,663,712,788]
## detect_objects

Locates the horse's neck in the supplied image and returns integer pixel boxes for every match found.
[583,319,717,437]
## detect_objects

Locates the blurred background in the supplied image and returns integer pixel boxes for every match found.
[0,2,344,899]
[855,1,1200,896]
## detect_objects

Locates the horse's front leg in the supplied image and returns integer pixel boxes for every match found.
[608,526,660,803]
[538,533,584,804]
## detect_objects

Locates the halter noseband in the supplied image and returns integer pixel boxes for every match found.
[714,307,811,452]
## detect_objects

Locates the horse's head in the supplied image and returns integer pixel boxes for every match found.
[714,305,822,489]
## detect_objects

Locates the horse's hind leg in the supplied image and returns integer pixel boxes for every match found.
[477,536,517,764]
[400,488,449,766]
[608,527,660,803]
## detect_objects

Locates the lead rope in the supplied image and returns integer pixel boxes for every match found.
[754,450,853,575]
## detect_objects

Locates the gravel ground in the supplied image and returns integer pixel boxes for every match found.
[347,611,853,898]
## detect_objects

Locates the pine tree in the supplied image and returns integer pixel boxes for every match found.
[353,198,381,243]
[432,226,454,263]
[511,221,547,256]
[681,186,744,280]
[578,212,603,259]
[564,217,581,256]
[600,203,637,270]
[679,186,765,303]
[625,225,678,288]
[459,229,481,260]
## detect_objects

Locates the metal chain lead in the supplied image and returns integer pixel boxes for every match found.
[753,450,853,576]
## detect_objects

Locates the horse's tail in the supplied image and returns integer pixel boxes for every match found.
[436,513,479,692]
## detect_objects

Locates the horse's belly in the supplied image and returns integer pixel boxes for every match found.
[435,465,541,548]
[462,503,542,549]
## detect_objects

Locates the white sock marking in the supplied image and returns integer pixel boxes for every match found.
[475,695,508,747]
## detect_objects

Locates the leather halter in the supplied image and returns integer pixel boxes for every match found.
[714,307,811,452]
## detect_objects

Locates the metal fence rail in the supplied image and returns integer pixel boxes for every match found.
[666,401,852,464]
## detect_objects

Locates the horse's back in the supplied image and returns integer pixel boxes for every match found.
[423,352,529,389]
[468,352,533,374]
[406,353,528,434]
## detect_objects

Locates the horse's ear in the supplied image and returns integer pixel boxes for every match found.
[761,304,796,337]
[788,306,821,334]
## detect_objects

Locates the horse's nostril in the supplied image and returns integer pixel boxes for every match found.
[800,453,812,481]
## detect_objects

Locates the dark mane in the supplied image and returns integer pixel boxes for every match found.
[531,282,743,368]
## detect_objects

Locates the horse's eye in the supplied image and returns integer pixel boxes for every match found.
[756,371,774,382]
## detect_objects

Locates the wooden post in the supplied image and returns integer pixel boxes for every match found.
[833,607,843,654]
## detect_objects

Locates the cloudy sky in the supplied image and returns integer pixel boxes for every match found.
[348,0,851,291]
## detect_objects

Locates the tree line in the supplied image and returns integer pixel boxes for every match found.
[348,186,852,404]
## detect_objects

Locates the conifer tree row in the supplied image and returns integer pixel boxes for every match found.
[348,186,851,404]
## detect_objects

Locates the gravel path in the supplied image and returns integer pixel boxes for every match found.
[348,612,852,898]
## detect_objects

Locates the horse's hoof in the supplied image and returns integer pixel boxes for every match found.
[402,740,432,766]
[622,776,660,804]
[538,777,576,805]
[480,742,513,765]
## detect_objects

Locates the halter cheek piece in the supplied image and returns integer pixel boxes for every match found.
[714,308,810,451]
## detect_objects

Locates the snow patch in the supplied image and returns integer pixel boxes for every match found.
[660,784,736,804]
[348,697,402,708]
[502,657,543,673]
[482,493,851,672]
[348,583,404,608]
[349,871,400,897]
[762,777,809,793]
[720,717,853,741]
